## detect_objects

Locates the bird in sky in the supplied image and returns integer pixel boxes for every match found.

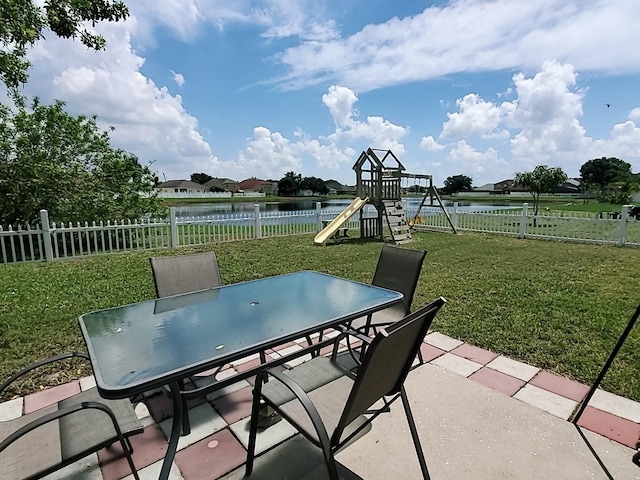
[605,103,611,108]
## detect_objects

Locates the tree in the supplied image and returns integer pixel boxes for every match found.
[191,172,213,185]
[278,171,302,197]
[514,165,568,217]
[1,0,129,89]
[300,176,329,195]
[579,157,632,193]
[0,97,161,225]
[442,174,473,195]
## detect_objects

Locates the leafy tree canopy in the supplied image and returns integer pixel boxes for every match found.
[300,176,329,195]
[514,165,567,216]
[579,157,633,190]
[442,174,473,195]
[1,0,129,89]
[278,171,302,196]
[0,97,161,225]
[191,172,213,185]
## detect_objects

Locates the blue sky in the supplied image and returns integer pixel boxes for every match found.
[11,0,640,186]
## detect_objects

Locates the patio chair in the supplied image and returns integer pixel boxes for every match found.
[150,252,224,433]
[344,245,427,366]
[245,297,447,480]
[0,352,142,480]
[150,251,222,298]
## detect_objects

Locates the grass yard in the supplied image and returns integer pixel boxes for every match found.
[1,231,639,402]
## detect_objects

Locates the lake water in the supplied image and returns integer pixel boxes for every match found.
[172,198,519,219]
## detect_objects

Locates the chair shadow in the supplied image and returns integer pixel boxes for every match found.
[221,434,363,480]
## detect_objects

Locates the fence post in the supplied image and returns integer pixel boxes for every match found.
[519,203,529,239]
[618,205,630,246]
[254,204,262,238]
[452,202,459,229]
[40,209,54,262]
[315,202,323,232]
[169,207,179,248]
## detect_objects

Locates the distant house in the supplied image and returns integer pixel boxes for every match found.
[473,178,581,195]
[552,178,581,194]
[472,179,521,194]
[324,180,357,195]
[156,180,208,194]
[204,178,239,193]
[238,178,278,195]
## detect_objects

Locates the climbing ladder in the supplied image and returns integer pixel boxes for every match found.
[382,200,412,244]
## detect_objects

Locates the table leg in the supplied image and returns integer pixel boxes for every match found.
[159,382,183,480]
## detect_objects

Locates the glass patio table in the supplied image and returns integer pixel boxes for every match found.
[79,270,403,480]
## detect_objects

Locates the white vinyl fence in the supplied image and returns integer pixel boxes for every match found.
[1,202,638,264]
[0,204,359,263]
[409,203,640,247]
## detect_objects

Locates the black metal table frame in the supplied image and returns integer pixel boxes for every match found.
[81,273,403,480]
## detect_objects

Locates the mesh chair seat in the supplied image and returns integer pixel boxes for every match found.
[0,354,142,480]
[246,298,447,480]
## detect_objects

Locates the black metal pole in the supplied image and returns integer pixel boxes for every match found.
[571,303,640,424]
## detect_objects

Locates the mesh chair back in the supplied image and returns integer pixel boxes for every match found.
[371,245,426,314]
[150,252,222,298]
[335,297,445,436]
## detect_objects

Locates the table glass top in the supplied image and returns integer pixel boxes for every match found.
[79,271,402,395]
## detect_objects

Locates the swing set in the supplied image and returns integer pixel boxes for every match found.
[400,173,457,233]
[352,148,456,244]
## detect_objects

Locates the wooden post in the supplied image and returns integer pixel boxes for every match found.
[40,209,54,262]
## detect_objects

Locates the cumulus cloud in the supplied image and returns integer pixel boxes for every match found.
[428,60,640,183]
[420,135,445,151]
[321,85,408,154]
[21,20,213,179]
[276,0,640,91]
[441,93,509,139]
[170,70,185,87]
[446,141,509,178]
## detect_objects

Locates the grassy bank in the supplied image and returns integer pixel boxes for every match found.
[1,231,639,401]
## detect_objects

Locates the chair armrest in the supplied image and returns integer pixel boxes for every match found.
[0,399,127,453]
[258,368,332,448]
[0,352,89,396]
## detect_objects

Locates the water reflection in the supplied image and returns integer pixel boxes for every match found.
[172,198,517,218]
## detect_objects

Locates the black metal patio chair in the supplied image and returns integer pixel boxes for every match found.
[245,297,446,480]
[150,251,222,298]
[0,353,142,480]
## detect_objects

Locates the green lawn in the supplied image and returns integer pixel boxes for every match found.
[1,231,639,402]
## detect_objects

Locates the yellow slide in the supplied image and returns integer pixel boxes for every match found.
[314,196,369,246]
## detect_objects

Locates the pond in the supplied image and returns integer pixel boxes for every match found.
[172,198,520,218]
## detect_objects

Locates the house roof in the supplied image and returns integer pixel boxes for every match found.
[238,178,266,190]
[156,180,205,190]
[204,178,237,188]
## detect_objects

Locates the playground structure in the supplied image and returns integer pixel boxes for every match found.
[314,148,455,246]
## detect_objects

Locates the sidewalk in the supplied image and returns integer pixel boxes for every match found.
[3,331,639,479]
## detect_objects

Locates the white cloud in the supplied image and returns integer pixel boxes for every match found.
[322,85,358,129]
[170,70,185,87]
[430,60,640,183]
[446,141,509,179]
[420,135,445,151]
[276,0,640,92]
[441,93,510,139]
[506,60,590,161]
[22,20,214,180]
[321,85,408,153]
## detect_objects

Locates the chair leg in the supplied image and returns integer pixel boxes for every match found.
[320,444,340,480]
[400,386,431,480]
[179,379,191,436]
[245,379,264,476]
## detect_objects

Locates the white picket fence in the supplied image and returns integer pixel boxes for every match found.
[1,203,638,264]
[0,204,360,263]
[408,203,640,247]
